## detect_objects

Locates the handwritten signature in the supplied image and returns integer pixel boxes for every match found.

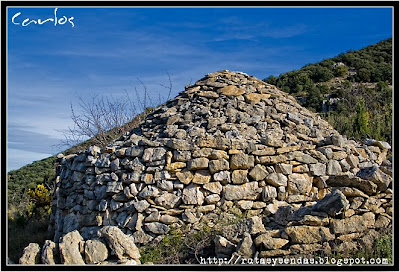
[12,8,74,27]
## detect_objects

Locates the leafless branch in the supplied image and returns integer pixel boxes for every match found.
[159,70,173,101]
[57,73,175,149]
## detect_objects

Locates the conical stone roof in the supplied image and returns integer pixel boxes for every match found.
[117,70,338,150]
[48,70,392,264]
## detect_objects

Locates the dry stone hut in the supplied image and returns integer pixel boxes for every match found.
[20,71,392,265]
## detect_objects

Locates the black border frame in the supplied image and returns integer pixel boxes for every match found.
[1,1,398,271]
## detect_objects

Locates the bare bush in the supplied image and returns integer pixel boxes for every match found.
[59,75,173,148]
[59,92,136,147]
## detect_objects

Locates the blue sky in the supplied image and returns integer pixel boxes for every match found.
[7,6,393,171]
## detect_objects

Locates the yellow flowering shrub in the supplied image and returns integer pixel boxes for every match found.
[27,184,52,218]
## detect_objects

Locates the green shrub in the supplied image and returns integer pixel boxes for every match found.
[315,233,393,265]
[353,234,393,264]
[334,65,349,77]
[140,224,216,264]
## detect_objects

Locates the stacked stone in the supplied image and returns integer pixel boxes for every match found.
[42,70,391,263]
[19,226,141,265]
[213,188,392,260]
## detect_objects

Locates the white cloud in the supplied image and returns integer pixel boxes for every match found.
[7,148,53,172]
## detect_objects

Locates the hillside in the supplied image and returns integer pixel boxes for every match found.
[264,38,392,143]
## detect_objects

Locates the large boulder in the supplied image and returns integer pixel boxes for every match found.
[19,243,41,264]
[59,231,85,264]
[84,239,109,264]
[41,240,59,265]
[100,226,140,261]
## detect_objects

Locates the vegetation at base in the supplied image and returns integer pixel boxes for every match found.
[315,233,393,265]
[372,234,393,264]
[264,38,392,143]
[355,234,393,264]
[142,218,393,265]
[139,211,254,264]
[140,224,217,264]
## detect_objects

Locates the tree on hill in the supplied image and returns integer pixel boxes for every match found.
[333,65,349,77]
[354,98,370,138]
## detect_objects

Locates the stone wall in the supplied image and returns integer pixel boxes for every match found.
[27,71,392,264]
